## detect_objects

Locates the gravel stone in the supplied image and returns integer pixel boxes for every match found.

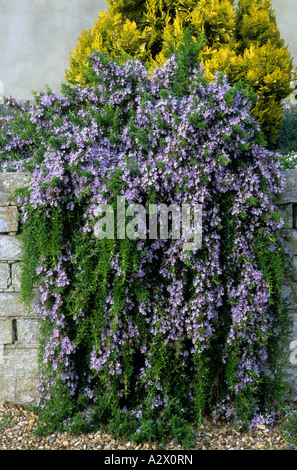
[0,403,296,450]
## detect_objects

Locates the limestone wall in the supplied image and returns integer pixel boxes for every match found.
[1,170,297,405]
[0,172,39,404]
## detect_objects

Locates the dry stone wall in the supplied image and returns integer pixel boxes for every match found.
[1,171,297,405]
[278,169,297,400]
[0,173,39,405]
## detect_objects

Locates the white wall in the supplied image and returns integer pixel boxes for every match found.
[272,0,297,68]
[0,0,108,101]
[0,0,296,101]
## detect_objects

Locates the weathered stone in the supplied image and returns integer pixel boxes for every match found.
[11,262,21,290]
[283,170,297,193]
[0,235,22,260]
[279,192,297,204]
[0,173,30,195]
[0,319,13,344]
[0,292,26,317]
[0,347,38,404]
[0,373,15,402]
[16,318,40,346]
[0,206,19,232]
[0,262,10,289]
[1,347,39,375]
[0,191,19,207]
[15,376,38,404]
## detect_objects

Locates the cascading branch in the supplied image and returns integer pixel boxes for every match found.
[0,35,291,444]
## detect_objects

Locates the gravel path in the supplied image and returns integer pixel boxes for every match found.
[0,403,296,451]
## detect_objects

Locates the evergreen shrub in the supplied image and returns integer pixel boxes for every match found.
[65,0,293,145]
[0,36,292,444]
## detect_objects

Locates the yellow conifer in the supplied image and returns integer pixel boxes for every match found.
[65,0,293,144]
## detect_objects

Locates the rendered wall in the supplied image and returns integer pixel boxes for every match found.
[272,0,297,67]
[0,1,296,102]
[0,0,107,101]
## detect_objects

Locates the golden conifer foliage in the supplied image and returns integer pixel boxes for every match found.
[65,0,293,144]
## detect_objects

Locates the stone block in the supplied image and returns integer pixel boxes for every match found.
[0,262,10,289]
[17,318,40,346]
[0,347,39,402]
[0,292,26,317]
[0,370,38,404]
[0,319,13,344]
[0,235,22,260]
[279,192,297,204]
[0,173,30,195]
[11,262,21,290]
[3,347,39,375]
[0,192,10,207]
[0,373,15,402]
[15,375,38,404]
[0,206,19,232]
[283,170,297,193]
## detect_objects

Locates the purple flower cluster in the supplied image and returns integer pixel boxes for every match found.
[0,49,289,427]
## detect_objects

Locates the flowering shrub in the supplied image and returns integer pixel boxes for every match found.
[0,36,292,443]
